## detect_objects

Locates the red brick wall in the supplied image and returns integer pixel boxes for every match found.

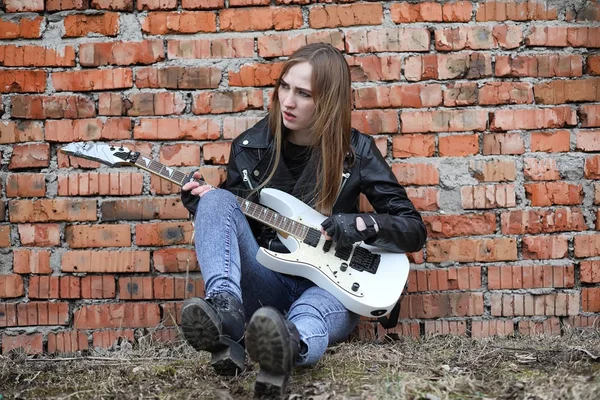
[1,0,599,354]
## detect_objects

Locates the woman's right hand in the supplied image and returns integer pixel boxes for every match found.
[182,171,215,198]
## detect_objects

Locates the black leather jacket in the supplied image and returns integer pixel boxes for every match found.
[182,117,427,253]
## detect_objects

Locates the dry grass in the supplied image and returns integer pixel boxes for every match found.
[1,327,599,400]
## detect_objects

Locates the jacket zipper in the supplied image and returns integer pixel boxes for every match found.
[333,172,351,205]
[242,169,254,190]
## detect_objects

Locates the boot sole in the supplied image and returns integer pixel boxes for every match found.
[245,307,293,398]
[181,298,245,376]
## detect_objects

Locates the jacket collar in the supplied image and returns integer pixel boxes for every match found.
[238,117,273,149]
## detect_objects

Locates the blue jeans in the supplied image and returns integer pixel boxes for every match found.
[193,189,360,366]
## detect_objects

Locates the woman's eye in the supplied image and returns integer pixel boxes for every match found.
[280,82,289,89]
[299,91,311,98]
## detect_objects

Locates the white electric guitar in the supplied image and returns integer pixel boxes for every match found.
[60,142,410,317]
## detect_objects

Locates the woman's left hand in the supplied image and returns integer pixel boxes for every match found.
[321,214,379,248]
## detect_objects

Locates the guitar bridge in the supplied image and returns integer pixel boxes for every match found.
[349,246,381,274]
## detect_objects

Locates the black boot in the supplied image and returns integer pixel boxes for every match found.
[181,292,246,375]
[245,307,301,399]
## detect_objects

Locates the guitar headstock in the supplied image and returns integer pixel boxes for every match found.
[60,142,136,167]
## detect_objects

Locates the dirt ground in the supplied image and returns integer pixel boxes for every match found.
[1,327,599,400]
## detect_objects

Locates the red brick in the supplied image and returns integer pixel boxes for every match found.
[443,82,478,106]
[400,293,484,318]
[392,135,435,158]
[488,265,574,289]
[154,249,199,273]
[471,320,514,338]
[46,0,88,10]
[2,333,43,355]
[135,222,193,246]
[101,198,188,221]
[404,53,492,81]
[230,0,268,5]
[530,130,570,152]
[309,3,382,28]
[134,118,220,141]
[0,70,45,93]
[0,45,76,67]
[181,0,224,9]
[391,2,457,22]
[81,275,116,298]
[585,155,600,179]
[534,78,600,104]
[525,182,583,206]
[479,82,533,105]
[46,118,131,143]
[424,320,468,337]
[526,27,600,48]
[401,109,487,133]
[439,134,479,156]
[0,16,43,39]
[63,12,119,37]
[0,226,8,248]
[423,214,495,239]
[6,174,45,197]
[476,0,558,21]
[346,28,430,53]
[80,40,164,66]
[203,142,231,165]
[137,0,176,9]
[376,321,420,339]
[582,288,600,312]
[501,208,586,235]
[495,55,583,77]
[567,316,600,329]
[483,133,526,154]
[435,26,523,50]
[518,318,562,335]
[52,68,132,92]
[461,184,516,209]
[523,235,569,259]
[151,328,179,343]
[18,224,60,246]
[9,144,50,170]
[5,0,44,12]
[125,93,186,116]
[391,163,439,186]
[16,302,69,326]
[588,55,600,75]
[0,275,24,298]
[0,121,43,144]
[354,84,442,109]
[469,159,516,182]
[574,234,600,258]
[47,331,88,354]
[0,304,17,327]
[491,107,577,131]
[74,303,161,329]
[57,172,143,197]
[351,110,399,135]
[162,302,183,326]
[169,37,255,59]
[13,249,51,274]
[11,95,96,119]
[409,267,481,292]
[524,158,560,181]
[576,130,600,152]
[154,277,204,299]
[229,62,284,87]
[157,144,200,167]
[141,11,217,34]
[119,277,153,300]
[406,187,439,211]
[91,329,135,349]
[257,31,343,59]
[220,7,302,32]
[29,276,59,299]
[62,250,150,273]
[580,105,600,128]
[150,175,181,195]
[136,66,221,89]
[581,261,600,283]
[90,0,133,10]
[223,117,263,140]
[65,225,131,248]
[427,237,517,263]
[567,1,600,21]
[193,89,263,114]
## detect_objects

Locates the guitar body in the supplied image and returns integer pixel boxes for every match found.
[256,188,410,317]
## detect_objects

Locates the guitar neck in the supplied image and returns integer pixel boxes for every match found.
[132,153,312,239]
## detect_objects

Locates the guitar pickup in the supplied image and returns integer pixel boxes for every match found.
[303,228,321,248]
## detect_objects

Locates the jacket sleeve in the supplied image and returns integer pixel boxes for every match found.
[359,137,427,253]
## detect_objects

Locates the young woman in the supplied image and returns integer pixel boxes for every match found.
[180,43,427,398]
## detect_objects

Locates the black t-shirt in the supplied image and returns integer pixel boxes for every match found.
[283,140,311,181]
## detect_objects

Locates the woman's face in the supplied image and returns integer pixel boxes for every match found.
[278,61,315,139]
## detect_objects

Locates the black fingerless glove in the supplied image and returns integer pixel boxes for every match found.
[181,171,201,216]
[321,214,378,248]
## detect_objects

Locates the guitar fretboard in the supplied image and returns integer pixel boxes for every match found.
[134,154,312,239]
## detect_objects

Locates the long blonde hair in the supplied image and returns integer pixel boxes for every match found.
[256,43,352,216]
